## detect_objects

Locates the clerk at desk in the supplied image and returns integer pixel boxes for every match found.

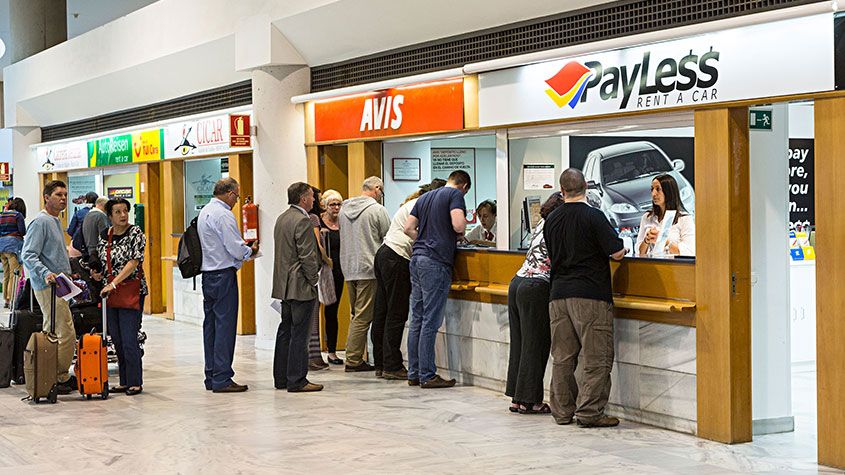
[464,200,497,247]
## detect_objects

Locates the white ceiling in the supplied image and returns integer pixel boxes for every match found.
[67,0,161,39]
[275,0,611,67]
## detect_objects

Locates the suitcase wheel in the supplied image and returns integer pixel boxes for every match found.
[101,385,109,400]
[48,386,58,404]
[86,394,92,400]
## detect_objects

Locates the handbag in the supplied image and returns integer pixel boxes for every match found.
[106,227,142,311]
[317,231,337,306]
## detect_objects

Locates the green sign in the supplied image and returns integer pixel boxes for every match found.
[749,110,772,131]
[88,134,132,166]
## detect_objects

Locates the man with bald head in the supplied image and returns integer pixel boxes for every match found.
[543,168,627,428]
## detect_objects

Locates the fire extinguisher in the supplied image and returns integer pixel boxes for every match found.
[242,196,259,243]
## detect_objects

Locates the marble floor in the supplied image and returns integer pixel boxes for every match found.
[0,315,840,474]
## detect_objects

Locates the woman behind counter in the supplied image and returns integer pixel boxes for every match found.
[98,198,147,396]
[636,174,695,257]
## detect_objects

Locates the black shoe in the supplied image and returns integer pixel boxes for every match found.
[408,378,420,386]
[126,386,143,396]
[327,356,343,365]
[65,375,78,389]
[55,383,73,395]
[212,382,249,393]
[382,368,409,380]
[345,362,375,372]
[110,385,129,393]
[375,370,383,378]
[420,375,456,389]
[576,415,620,428]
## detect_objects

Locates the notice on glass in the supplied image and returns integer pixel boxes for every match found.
[431,148,477,221]
[523,164,556,190]
[392,157,420,181]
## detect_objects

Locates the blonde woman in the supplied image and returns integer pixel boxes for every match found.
[319,189,344,364]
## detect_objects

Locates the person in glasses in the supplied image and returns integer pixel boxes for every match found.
[319,189,345,365]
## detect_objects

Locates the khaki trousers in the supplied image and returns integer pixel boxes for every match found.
[33,287,76,383]
[345,279,377,366]
[549,297,615,424]
[0,253,21,303]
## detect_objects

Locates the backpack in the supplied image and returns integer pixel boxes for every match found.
[177,217,203,279]
[71,223,87,256]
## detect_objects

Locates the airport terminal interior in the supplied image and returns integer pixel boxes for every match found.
[1,0,844,473]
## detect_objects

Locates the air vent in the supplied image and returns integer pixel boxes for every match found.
[312,0,821,92]
[42,80,252,142]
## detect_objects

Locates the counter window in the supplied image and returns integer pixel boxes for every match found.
[382,134,499,246]
[184,157,227,227]
[507,117,696,258]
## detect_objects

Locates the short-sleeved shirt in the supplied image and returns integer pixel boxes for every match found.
[98,225,148,296]
[544,202,624,303]
[410,187,466,267]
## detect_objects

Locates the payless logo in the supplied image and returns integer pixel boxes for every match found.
[545,48,720,110]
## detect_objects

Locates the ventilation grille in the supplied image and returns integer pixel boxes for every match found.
[42,80,252,142]
[312,0,821,91]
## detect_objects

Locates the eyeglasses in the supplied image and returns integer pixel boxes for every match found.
[328,202,341,207]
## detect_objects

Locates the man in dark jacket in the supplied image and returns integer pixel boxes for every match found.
[272,182,323,393]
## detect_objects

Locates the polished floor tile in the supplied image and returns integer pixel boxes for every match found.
[0,315,838,474]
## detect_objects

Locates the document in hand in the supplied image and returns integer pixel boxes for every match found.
[652,210,676,257]
[54,273,83,301]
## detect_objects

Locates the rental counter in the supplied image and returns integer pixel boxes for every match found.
[403,248,697,433]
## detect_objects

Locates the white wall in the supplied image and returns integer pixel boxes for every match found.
[750,103,793,434]
[67,0,160,39]
[507,136,563,248]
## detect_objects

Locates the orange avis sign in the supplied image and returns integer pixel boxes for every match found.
[314,79,464,142]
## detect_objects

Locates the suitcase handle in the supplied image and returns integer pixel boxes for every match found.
[8,269,19,328]
[101,296,107,338]
[49,282,57,336]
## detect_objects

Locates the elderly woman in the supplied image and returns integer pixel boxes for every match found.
[319,189,344,365]
[98,198,147,396]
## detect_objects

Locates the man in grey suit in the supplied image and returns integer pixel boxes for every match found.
[272,182,324,392]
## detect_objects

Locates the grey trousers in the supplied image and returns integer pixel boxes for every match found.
[548,297,615,424]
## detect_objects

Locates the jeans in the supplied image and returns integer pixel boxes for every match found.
[108,296,144,387]
[274,299,315,391]
[201,268,239,390]
[407,255,452,383]
[372,245,411,372]
[505,276,551,404]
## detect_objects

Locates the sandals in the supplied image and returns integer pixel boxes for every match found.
[518,402,551,415]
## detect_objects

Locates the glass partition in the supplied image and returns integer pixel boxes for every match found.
[507,114,696,258]
[184,157,227,227]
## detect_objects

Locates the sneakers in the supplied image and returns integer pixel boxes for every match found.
[382,368,409,380]
[420,375,456,389]
[576,415,620,428]
[345,362,375,372]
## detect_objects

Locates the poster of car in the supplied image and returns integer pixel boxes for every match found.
[568,136,695,230]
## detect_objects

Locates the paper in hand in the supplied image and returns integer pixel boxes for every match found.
[55,273,83,301]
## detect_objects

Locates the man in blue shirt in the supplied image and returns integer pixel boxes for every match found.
[67,191,97,250]
[21,180,77,394]
[198,177,259,393]
[403,170,471,388]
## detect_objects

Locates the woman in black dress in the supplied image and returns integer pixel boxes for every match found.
[320,189,344,365]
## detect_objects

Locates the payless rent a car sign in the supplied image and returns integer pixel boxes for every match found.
[478,14,834,127]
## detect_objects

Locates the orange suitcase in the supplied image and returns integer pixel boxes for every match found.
[75,297,109,400]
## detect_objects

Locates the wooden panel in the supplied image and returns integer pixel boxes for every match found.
[139,163,165,314]
[813,98,845,469]
[160,160,185,320]
[321,145,349,198]
[306,146,320,186]
[610,259,696,302]
[463,75,479,129]
[304,101,316,144]
[694,107,752,444]
[228,153,256,335]
[347,141,382,196]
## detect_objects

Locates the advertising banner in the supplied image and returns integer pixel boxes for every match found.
[479,14,834,127]
[789,139,814,230]
[88,134,133,167]
[314,79,464,142]
[164,115,230,159]
[36,141,88,171]
[131,129,164,162]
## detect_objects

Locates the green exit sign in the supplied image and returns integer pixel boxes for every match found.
[750,110,773,130]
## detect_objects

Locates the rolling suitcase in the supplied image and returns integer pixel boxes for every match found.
[75,297,109,400]
[23,284,59,404]
[13,280,42,385]
[0,269,18,388]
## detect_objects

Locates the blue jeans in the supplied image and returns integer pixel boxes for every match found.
[202,268,239,390]
[407,255,452,383]
[107,296,145,388]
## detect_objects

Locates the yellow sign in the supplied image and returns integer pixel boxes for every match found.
[131,129,164,162]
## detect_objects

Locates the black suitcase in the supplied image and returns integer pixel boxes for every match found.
[0,270,17,387]
[72,302,102,338]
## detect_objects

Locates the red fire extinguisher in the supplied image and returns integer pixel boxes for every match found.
[242,196,259,243]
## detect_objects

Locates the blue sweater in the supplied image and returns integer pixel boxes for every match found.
[22,211,72,291]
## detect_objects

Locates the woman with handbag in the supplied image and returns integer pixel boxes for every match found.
[319,189,344,365]
[308,187,332,371]
[97,198,147,396]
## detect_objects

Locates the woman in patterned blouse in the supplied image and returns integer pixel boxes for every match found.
[97,198,147,396]
[505,192,564,414]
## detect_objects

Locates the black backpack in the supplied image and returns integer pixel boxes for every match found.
[177,217,203,279]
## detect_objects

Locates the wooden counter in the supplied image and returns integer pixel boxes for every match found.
[450,249,696,327]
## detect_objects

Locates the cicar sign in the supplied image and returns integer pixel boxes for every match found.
[314,79,464,142]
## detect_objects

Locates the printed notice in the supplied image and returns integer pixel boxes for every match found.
[523,164,556,190]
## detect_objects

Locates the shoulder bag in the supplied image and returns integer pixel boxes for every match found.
[317,230,337,306]
[106,227,142,311]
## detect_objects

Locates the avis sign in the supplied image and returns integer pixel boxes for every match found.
[478,14,834,127]
[313,79,464,142]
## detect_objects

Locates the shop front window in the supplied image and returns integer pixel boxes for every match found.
[184,157,227,227]
[507,115,696,258]
[382,133,498,246]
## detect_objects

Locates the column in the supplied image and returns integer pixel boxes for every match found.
[161,160,185,320]
[347,141,381,197]
[813,97,845,469]
[694,107,752,444]
[139,162,165,314]
[228,152,255,335]
[251,65,310,350]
